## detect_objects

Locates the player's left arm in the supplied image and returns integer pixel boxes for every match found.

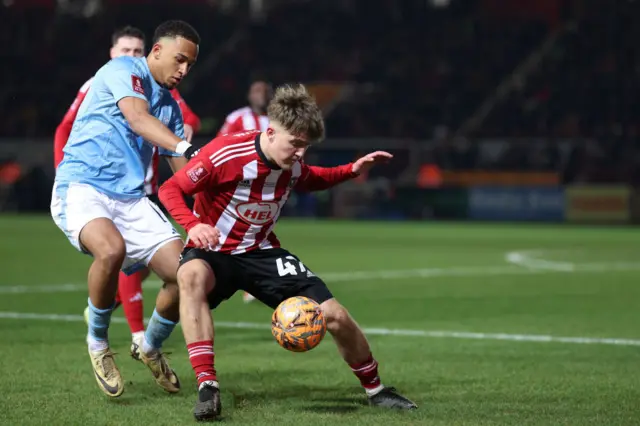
[295,151,393,192]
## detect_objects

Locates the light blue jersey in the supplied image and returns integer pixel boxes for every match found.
[56,56,184,199]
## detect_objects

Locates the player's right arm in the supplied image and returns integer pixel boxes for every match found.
[117,97,196,157]
[158,146,220,249]
[53,82,90,168]
[103,60,195,158]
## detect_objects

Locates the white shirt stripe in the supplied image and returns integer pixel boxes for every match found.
[214,160,258,250]
[209,140,255,164]
[259,162,302,250]
[232,169,283,254]
[213,150,257,168]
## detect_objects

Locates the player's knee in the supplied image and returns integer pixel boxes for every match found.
[321,300,353,333]
[177,261,215,296]
[92,237,126,271]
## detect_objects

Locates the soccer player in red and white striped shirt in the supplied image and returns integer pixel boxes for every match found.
[159,84,417,421]
[217,79,272,136]
[54,25,201,356]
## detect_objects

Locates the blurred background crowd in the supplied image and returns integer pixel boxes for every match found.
[0,0,637,218]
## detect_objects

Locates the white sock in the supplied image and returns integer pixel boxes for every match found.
[199,380,219,391]
[141,335,157,355]
[365,384,385,397]
[87,334,109,352]
[132,331,145,343]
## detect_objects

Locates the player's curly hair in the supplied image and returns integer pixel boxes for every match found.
[153,20,200,45]
[111,26,145,46]
[267,84,325,142]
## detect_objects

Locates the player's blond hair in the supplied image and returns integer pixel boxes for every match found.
[267,84,325,142]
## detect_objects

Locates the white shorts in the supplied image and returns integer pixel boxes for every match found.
[50,182,182,275]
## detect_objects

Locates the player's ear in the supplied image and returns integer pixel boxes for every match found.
[152,43,162,59]
[266,126,276,142]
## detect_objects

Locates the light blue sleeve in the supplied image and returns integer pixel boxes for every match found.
[159,101,185,157]
[103,59,148,104]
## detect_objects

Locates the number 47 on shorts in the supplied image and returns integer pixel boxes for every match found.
[276,256,315,278]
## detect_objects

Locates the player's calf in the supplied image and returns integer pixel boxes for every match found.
[320,298,417,410]
[320,299,371,365]
[132,238,185,392]
[177,255,221,419]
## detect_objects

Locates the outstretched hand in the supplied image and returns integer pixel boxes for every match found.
[351,151,393,175]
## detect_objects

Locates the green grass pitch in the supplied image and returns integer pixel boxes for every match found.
[1,215,639,425]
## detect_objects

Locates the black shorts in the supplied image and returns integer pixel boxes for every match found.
[178,247,334,309]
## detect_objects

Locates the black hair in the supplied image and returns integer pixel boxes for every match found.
[111,26,145,46]
[152,20,200,45]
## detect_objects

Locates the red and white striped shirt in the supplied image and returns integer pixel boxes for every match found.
[158,130,357,254]
[217,106,269,136]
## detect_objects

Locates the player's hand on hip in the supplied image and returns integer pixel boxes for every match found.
[352,151,393,175]
[188,224,220,250]
[183,124,194,142]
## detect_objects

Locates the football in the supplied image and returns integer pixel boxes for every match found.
[271,296,327,352]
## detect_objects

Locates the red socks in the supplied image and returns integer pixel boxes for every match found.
[117,270,145,334]
[187,340,217,387]
[350,353,381,390]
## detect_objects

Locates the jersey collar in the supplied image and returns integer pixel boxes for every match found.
[255,133,280,170]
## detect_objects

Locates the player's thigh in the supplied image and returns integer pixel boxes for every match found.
[113,197,183,276]
[239,248,334,309]
[179,247,245,309]
[50,182,115,253]
[148,238,183,284]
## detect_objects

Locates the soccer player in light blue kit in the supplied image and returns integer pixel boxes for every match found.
[51,21,215,398]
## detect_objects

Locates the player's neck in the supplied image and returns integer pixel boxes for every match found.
[258,132,273,162]
[146,57,167,89]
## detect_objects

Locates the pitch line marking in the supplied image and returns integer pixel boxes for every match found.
[505,250,575,271]
[3,259,640,294]
[1,311,639,347]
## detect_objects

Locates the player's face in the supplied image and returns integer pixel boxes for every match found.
[110,36,145,58]
[248,82,273,112]
[265,123,310,170]
[151,36,198,89]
